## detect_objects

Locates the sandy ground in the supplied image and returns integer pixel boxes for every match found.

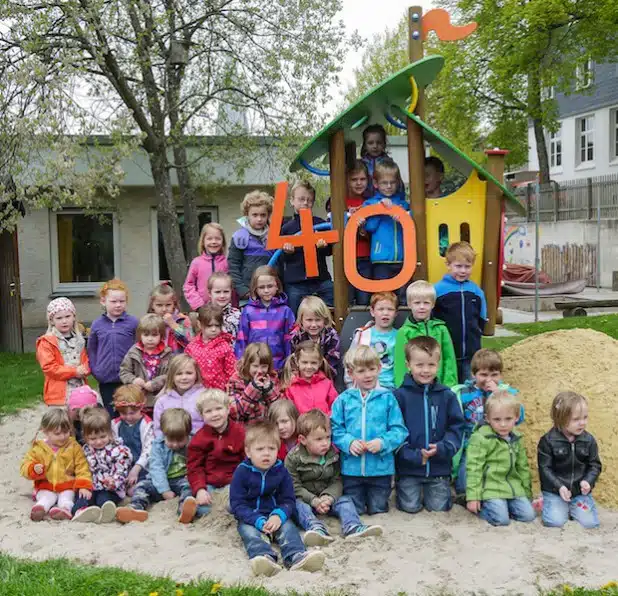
[2,406,617,596]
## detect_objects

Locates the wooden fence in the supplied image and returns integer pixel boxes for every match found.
[540,243,598,286]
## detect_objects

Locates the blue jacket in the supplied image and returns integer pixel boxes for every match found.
[230,458,296,529]
[88,312,138,383]
[331,387,407,477]
[363,191,410,263]
[433,275,487,361]
[148,436,184,494]
[394,375,465,478]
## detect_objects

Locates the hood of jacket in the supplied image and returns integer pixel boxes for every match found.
[401,316,448,333]
[399,373,449,394]
[247,293,289,309]
[289,370,330,388]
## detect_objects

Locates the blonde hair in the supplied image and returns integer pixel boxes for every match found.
[406,280,436,305]
[245,420,281,449]
[268,400,299,435]
[137,313,166,341]
[471,349,503,374]
[282,340,331,387]
[197,222,227,255]
[241,190,273,216]
[164,354,202,392]
[297,296,333,329]
[249,266,283,300]
[551,391,588,431]
[39,409,72,435]
[485,391,520,419]
[113,385,145,409]
[207,271,233,292]
[81,407,112,437]
[147,283,179,313]
[445,241,476,264]
[290,180,316,201]
[196,389,230,414]
[297,409,330,438]
[160,408,192,440]
[99,279,129,301]
[344,345,380,372]
[237,342,274,381]
[374,158,401,183]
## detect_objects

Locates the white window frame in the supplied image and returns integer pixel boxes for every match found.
[50,209,120,293]
[576,59,594,90]
[549,125,562,169]
[611,107,618,163]
[150,206,218,285]
[542,86,555,100]
[576,114,595,166]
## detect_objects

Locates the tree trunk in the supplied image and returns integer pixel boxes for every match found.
[527,69,550,184]
[533,118,550,184]
[173,144,200,262]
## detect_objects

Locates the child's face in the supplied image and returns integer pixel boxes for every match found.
[51,310,75,335]
[474,368,501,391]
[300,426,331,457]
[350,364,380,392]
[407,348,440,385]
[297,351,321,380]
[255,275,277,303]
[174,363,198,394]
[203,229,223,254]
[364,132,385,158]
[348,170,368,197]
[45,426,71,448]
[151,294,175,316]
[301,313,325,338]
[375,171,398,198]
[290,188,315,213]
[564,403,588,437]
[201,401,229,432]
[119,406,143,425]
[275,414,295,441]
[200,319,222,341]
[447,259,473,283]
[86,430,111,450]
[370,299,397,330]
[141,331,161,351]
[101,290,127,319]
[246,439,279,471]
[486,405,517,439]
[410,298,433,321]
[247,205,269,231]
[210,279,232,308]
[424,165,443,197]
[165,435,189,451]
[249,360,270,379]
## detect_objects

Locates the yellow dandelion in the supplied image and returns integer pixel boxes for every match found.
[148,592,159,596]
[211,583,223,594]
[117,592,128,596]
[563,586,573,595]
[602,582,618,590]
[175,590,184,596]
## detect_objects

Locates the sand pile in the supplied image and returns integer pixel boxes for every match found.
[502,329,618,508]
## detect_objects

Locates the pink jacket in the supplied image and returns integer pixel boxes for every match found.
[284,371,338,415]
[183,252,229,310]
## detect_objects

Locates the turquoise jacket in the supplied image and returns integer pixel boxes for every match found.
[331,387,407,477]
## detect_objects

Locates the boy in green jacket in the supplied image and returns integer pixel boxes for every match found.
[466,391,535,526]
[394,281,458,388]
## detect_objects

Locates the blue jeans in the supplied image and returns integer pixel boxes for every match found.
[130,476,209,517]
[72,489,121,514]
[396,476,452,513]
[285,279,334,316]
[195,484,227,518]
[372,263,407,305]
[237,519,306,567]
[349,258,372,306]
[455,451,467,495]
[343,475,392,515]
[542,491,599,529]
[457,359,472,384]
[295,496,361,535]
[478,497,536,526]
[99,382,122,417]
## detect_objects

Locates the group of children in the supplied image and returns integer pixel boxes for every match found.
[23,124,603,576]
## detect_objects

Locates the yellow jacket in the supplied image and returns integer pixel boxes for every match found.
[20,438,92,493]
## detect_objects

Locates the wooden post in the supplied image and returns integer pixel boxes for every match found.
[329,129,349,330]
[482,149,508,336]
[407,6,428,281]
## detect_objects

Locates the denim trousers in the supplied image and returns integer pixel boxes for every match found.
[349,258,372,306]
[396,475,452,513]
[343,475,392,515]
[295,495,361,535]
[72,489,121,515]
[372,263,407,305]
[285,279,334,316]
[455,451,468,495]
[478,497,536,526]
[99,382,122,417]
[130,476,209,516]
[456,359,472,384]
[541,491,599,529]
[237,519,305,566]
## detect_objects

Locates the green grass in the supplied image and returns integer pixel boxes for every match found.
[0,352,43,417]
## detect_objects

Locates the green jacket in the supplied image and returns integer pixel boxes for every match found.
[394,317,458,388]
[465,424,532,502]
[284,444,342,505]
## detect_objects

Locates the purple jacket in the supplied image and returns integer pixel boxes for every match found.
[88,313,138,384]
[235,294,295,370]
[183,252,229,310]
[152,383,205,438]
[228,227,274,299]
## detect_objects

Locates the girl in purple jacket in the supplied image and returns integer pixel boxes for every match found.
[235,266,295,371]
[88,279,139,417]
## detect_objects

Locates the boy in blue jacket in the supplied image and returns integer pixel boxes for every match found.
[394,336,464,514]
[230,421,325,577]
[332,345,407,516]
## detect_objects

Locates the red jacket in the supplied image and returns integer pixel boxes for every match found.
[187,420,246,491]
[284,371,338,415]
[185,333,236,390]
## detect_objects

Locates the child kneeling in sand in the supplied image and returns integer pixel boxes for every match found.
[466,392,535,526]
[116,408,199,524]
[286,409,383,545]
[230,421,325,577]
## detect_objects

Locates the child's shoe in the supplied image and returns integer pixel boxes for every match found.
[49,507,72,521]
[345,524,383,539]
[303,528,335,547]
[30,504,46,522]
[116,506,148,523]
[289,550,326,573]
[72,506,101,523]
[250,555,282,577]
[99,501,117,523]
[178,497,197,524]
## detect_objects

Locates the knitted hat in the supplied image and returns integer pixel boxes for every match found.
[68,386,99,410]
[47,297,76,322]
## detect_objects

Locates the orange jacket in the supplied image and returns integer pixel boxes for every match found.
[36,334,90,406]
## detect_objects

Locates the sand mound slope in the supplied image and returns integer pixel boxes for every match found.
[502,329,618,508]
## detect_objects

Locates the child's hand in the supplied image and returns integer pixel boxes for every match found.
[485,379,499,394]
[466,500,481,514]
[162,490,176,500]
[559,485,572,502]
[75,365,88,378]
[282,243,295,253]
[162,313,175,326]
[357,218,366,226]
[381,198,393,209]
[127,465,141,487]
[318,495,334,514]
[196,488,212,506]
[33,463,45,475]
[364,439,382,454]
[144,381,154,392]
[421,443,438,460]
[79,488,92,500]
[580,480,591,495]
[253,374,268,388]
[316,239,328,249]
[101,477,115,490]
[133,378,146,388]
[262,515,282,534]
[349,440,365,456]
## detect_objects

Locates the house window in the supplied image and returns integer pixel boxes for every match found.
[51,211,119,291]
[542,86,555,100]
[550,126,562,168]
[576,115,594,164]
[576,59,594,90]
[611,108,618,161]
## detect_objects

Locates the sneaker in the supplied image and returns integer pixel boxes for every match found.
[72,506,101,523]
[99,501,117,523]
[303,528,335,547]
[178,497,197,524]
[116,506,148,523]
[345,524,383,539]
[30,504,46,522]
[49,507,72,521]
[289,550,325,573]
[251,555,282,577]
